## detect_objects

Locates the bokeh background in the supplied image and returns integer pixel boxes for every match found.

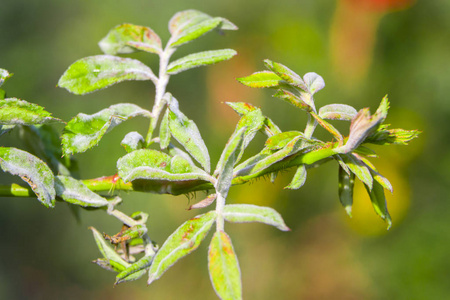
[0,0,449,299]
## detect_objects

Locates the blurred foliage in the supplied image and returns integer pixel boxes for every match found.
[0,0,449,299]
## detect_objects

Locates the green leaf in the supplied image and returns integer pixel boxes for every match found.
[99,23,162,55]
[263,59,307,90]
[233,109,265,161]
[318,104,357,121]
[121,131,145,153]
[167,49,237,75]
[0,68,12,87]
[58,55,157,95]
[89,227,130,271]
[225,102,281,137]
[235,135,318,177]
[223,204,290,231]
[169,10,237,47]
[356,155,393,193]
[115,254,153,285]
[341,154,373,190]
[273,88,312,111]
[303,72,325,94]
[285,164,307,190]
[168,97,210,173]
[265,131,304,151]
[215,127,246,198]
[117,149,212,183]
[236,71,282,88]
[0,147,55,207]
[62,103,151,155]
[338,165,355,217]
[148,211,216,284]
[208,231,242,300]
[0,89,5,99]
[0,98,61,125]
[159,108,171,150]
[55,175,109,207]
[364,180,392,229]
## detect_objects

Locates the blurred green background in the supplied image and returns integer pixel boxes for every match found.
[1,0,449,299]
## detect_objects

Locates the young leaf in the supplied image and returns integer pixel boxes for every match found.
[117,149,212,183]
[99,23,162,55]
[225,102,282,137]
[318,104,358,121]
[169,10,237,47]
[121,131,145,153]
[159,108,171,150]
[147,211,216,285]
[285,164,307,190]
[265,131,305,151]
[340,154,373,190]
[338,165,355,217]
[215,127,246,198]
[208,231,242,300]
[0,68,12,87]
[263,59,307,90]
[364,124,420,146]
[55,175,109,208]
[303,72,325,95]
[337,96,390,154]
[233,109,265,162]
[223,204,290,231]
[234,135,317,177]
[168,103,210,173]
[0,98,62,125]
[58,55,157,95]
[62,103,151,155]
[115,254,153,285]
[236,71,282,88]
[0,147,55,207]
[364,180,392,229]
[89,227,130,270]
[273,88,312,111]
[167,49,237,75]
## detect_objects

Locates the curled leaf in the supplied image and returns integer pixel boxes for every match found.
[285,164,307,190]
[188,193,217,210]
[62,103,151,155]
[318,104,358,121]
[338,165,355,217]
[99,23,162,55]
[121,131,145,153]
[169,10,237,47]
[55,175,109,208]
[303,72,325,95]
[0,147,55,207]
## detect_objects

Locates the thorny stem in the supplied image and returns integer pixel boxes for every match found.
[0,143,339,198]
